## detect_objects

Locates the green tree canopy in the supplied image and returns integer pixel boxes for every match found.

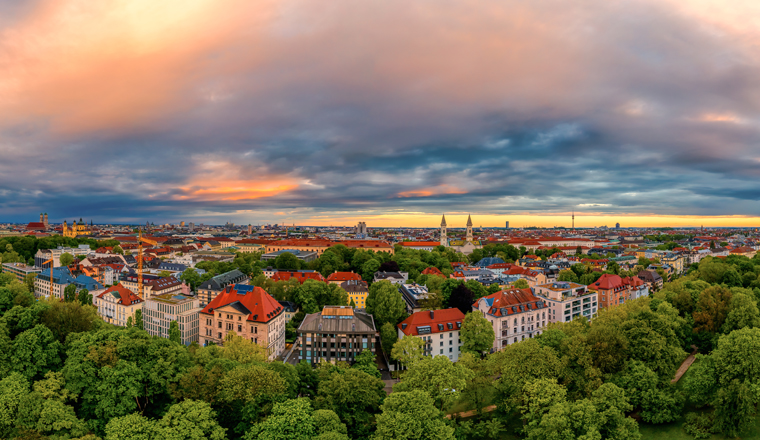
[460,311,495,355]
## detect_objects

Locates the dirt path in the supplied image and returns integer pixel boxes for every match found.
[446,405,497,419]
[671,344,698,384]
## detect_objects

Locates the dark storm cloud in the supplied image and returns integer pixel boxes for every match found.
[1,0,760,224]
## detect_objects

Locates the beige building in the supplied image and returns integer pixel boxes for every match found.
[144,293,201,345]
[199,284,286,360]
[533,281,598,324]
[94,284,144,327]
[473,288,549,350]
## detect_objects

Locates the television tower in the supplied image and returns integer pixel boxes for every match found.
[572,211,575,231]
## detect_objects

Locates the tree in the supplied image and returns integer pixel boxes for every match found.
[59,252,74,267]
[391,336,425,367]
[373,390,455,440]
[113,245,124,255]
[366,281,405,326]
[40,298,100,343]
[78,288,92,306]
[513,279,529,289]
[12,324,62,380]
[393,355,474,411]
[274,252,300,271]
[361,259,381,282]
[222,331,268,364]
[63,284,77,302]
[460,311,495,355]
[104,412,157,440]
[180,268,201,291]
[448,283,474,315]
[23,273,36,294]
[158,270,172,278]
[722,292,760,334]
[557,269,579,283]
[0,373,29,438]
[158,399,226,440]
[493,339,563,413]
[317,369,385,437]
[245,398,315,440]
[353,349,380,378]
[380,322,398,356]
[169,320,181,344]
[134,309,144,330]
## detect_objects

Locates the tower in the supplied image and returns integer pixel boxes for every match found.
[44,213,48,227]
[466,214,473,242]
[40,213,43,223]
[440,214,447,246]
[572,211,575,231]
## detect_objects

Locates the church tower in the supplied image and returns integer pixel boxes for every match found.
[440,214,447,246]
[466,214,473,242]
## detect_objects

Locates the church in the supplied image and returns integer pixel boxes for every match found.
[440,214,482,255]
[62,218,93,238]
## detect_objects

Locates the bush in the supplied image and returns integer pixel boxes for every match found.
[683,412,717,440]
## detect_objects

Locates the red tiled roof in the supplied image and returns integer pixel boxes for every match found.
[475,289,546,317]
[327,272,362,282]
[271,271,326,284]
[399,241,441,247]
[422,267,445,276]
[26,222,46,230]
[397,308,465,336]
[590,273,624,290]
[200,285,282,323]
[98,284,143,306]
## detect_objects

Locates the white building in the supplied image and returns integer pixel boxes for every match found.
[34,245,92,268]
[397,308,465,362]
[94,284,144,327]
[533,281,598,324]
[144,293,201,345]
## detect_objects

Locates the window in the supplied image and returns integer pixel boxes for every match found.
[440,349,443,354]
[218,322,222,328]
[238,325,242,332]
[449,347,453,353]
[440,341,443,346]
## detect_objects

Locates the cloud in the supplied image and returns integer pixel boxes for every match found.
[1,0,760,224]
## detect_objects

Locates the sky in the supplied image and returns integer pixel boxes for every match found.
[1,0,760,228]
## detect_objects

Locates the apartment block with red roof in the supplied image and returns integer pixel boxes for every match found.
[326,271,362,285]
[473,288,548,351]
[397,308,465,362]
[587,273,648,309]
[199,284,286,360]
[94,284,144,327]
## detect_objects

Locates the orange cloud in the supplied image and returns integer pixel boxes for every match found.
[397,185,467,198]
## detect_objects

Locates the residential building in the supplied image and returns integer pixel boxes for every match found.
[421,267,445,278]
[341,279,369,309]
[34,267,75,299]
[278,301,300,323]
[373,271,409,285]
[197,269,250,306]
[661,252,685,274]
[398,242,441,251]
[270,270,326,284]
[34,245,92,268]
[397,308,465,362]
[638,270,664,291]
[472,288,548,350]
[144,293,201,345]
[398,282,431,314]
[297,306,376,365]
[326,271,363,285]
[121,274,184,299]
[533,281,598,324]
[199,284,286,360]
[2,262,41,283]
[587,274,647,308]
[94,284,143,327]
[261,249,318,263]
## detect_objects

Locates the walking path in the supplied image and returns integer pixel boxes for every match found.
[671,345,698,384]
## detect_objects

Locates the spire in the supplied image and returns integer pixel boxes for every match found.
[441,214,447,227]
[466,214,473,227]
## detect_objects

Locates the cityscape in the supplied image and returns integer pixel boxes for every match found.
[2,1,760,440]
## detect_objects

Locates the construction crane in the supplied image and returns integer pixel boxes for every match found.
[43,258,54,298]
[137,229,158,299]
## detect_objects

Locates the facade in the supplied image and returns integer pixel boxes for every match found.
[266,239,394,256]
[62,219,93,238]
[121,274,184,299]
[397,308,465,362]
[278,301,300,322]
[34,267,75,299]
[35,245,92,268]
[341,279,369,309]
[196,269,250,306]
[94,284,143,327]
[473,288,548,350]
[297,306,376,365]
[398,242,441,251]
[534,281,598,324]
[144,293,201,345]
[637,270,664,291]
[2,262,41,283]
[199,284,286,360]
[588,274,648,309]
[661,252,685,274]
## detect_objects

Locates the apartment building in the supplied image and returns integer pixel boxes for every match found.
[144,293,201,345]
[197,269,250,306]
[472,288,548,351]
[533,281,598,324]
[94,284,143,327]
[397,308,464,362]
[588,274,649,309]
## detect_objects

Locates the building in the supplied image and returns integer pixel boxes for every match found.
[34,245,92,268]
[197,269,250,306]
[398,283,431,314]
[121,274,184,299]
[505,221,510,229]
[421,267,445,278]
[356,222,368,235]
[261,249,318,263]
[444,214,483,255]
[472,288,548,350]
[341,280,369,309]
[326,271,362,285]
[2,262,41,283]
[533,281,598,324]
[398,242,441,251]
[94,284,143,327]
[34,267,76,299]
[661,252,685,274]
[397,308,465,362]
[144,293,201,345]
[265,239,394,256]
[270,270,326,284]
[297,306,376,365]
[278,301,300,323]
[62,219,93,238]
[199,284,286,360]
[587,274,648,309]
[637,270,664,291]
[373,271,409,285]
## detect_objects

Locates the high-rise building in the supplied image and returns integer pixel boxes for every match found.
[189,222,194,231]
[248,224,252,235]
[505,221,510,229]
[616,223,621,229]
[355,222,367,235]
[180,221,185,227]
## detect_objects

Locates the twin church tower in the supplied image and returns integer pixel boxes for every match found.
[439,214,473,247]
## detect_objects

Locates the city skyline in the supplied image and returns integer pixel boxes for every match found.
[2,1,760,225]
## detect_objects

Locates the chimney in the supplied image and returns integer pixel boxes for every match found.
[429,310,434,319]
